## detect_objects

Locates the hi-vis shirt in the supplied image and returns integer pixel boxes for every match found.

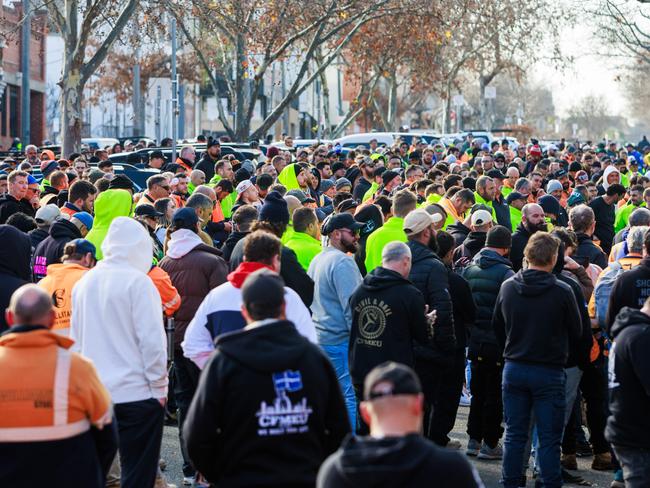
[38,262,90,336]
[0,327,111,442]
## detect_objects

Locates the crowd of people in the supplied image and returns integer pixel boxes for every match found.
[1,133,650,488]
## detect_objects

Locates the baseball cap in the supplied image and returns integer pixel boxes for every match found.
[67,238,96,259]
[71,211,93,231]
[321,213,364,236]
[134,204,163,219]
[403,209,435,236]
[471,209,493,227]
[506,191,527,205]
[149,150,164,160]
[286,189,316,205]
[236,180,255,194]
[381,169,399,186]
[336,198,359,213]
[363,362,422,401]
[486,169,506,180]
[172,207,199,228]
[35,204,61,225]
[40,160,59,177]
[27,174,38,185]
[554,169,568,179]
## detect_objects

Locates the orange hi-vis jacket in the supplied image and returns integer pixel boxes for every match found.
[148,266,182,317]
[38,262,89,336]
[0,327,112,442]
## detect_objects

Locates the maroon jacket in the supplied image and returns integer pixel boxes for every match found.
[160,242,228,348]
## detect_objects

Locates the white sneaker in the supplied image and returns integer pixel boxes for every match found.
[446,439,462,450]
[182,476,194,486]
[459,391,471,406]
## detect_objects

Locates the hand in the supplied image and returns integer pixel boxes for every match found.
[425,305,437,325]
[224,222,233,232]
[564,255,580,270]
[157,397,167,408]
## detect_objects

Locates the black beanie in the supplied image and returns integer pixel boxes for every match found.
[486,225,512,249]
[234,168,251,185]
[259,191,290,225]
[382,170,399,186]
[108,174,134,191]
[538,194,561,216]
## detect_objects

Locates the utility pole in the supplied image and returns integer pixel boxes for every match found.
[133,46,141,138]
[155,85,161,143]
[20,0,31,145]
[171,17,178,162]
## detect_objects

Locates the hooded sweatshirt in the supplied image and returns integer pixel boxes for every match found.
[71,217,168,403]
[182,261,317,369]
[364,217,407,273]
[349,267,431,385]
[0,225,31,333]
[277,163,302,191]
[601,165,620,191]
[183,320,350,487]
[605,307,650,449]
[317,434,482,488]
[493,269,582,368]
[32,218,83,280]
[85,189,133,260]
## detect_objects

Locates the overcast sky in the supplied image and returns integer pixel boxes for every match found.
[530,1,628,119]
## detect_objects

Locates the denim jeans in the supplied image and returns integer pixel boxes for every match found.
[611,445,650,488]
[502,361,565,488]
[321,342,356,429]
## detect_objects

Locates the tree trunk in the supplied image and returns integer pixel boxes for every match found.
[479,75,487,130]
[443,82,452,134]
[320,68,331,138]
[234,33,248,140]
[386,73,398,130]
[61,67,83,158]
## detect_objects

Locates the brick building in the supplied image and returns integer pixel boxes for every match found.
[0,2,47,150]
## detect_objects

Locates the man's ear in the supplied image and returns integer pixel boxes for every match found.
[5,309,14,327]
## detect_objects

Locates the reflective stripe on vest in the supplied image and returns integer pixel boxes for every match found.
[0,347,91,442]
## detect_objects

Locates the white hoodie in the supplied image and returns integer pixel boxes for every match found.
[71,217,168,403]
[602,166,620,191]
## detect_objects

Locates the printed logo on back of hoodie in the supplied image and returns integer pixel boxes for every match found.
[354,298,392,347]
[256,370,313,437]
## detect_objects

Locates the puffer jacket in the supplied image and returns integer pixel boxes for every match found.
[159,229,228,348]
[461,248,514,362]
[407,240,455,364]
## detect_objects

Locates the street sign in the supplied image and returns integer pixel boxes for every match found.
[484,86,496,99]
[452,94,464,106]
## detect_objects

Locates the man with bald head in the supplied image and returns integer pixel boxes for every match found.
[510,203,547,271]
[0,284,117,486]
[502,167,520,198]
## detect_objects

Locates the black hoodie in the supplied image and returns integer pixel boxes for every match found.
[605,307,650,449]
[453,231,486,263]
[446,220,471,247]
[0,193,35,224]
[493,269,582,368]
[510,222,534,272]
[349,267,431,385]
[317,433,482,488]
[0,225,31,333]
[183,320,350,487]
[32,217,82,281]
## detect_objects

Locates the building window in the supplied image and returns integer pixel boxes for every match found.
[9,85,19,138]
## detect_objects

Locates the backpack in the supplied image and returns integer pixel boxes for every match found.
[594,262,626,329]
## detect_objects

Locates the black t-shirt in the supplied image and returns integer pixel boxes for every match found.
[589,196,615,255]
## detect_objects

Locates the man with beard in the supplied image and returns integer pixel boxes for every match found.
[61,180,97,217]
[353,157,376,202]
[308,213,365,428]
[404,209,457,446]
[195,139,221,181]
[509,203,547,271]
[571,204,608,270]
[527,172,545,203]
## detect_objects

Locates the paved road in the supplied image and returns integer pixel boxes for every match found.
[159,405,613,487]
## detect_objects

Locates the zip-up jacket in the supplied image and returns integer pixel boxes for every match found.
[32,218,82,281]
[182,261,317,369]
[364,217,407,272]
[0,326,117,486]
